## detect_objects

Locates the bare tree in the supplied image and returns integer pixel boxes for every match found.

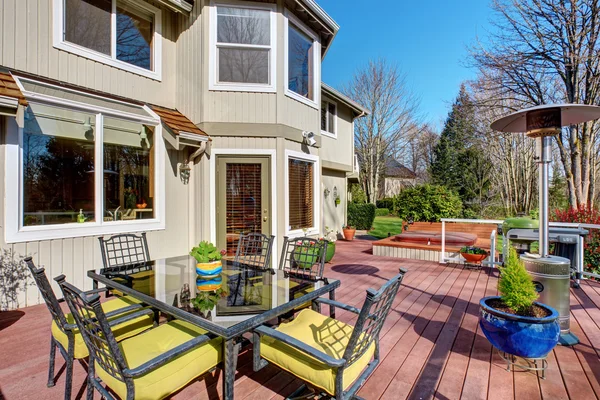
[470,0,600,208]
[404,123,438,182]
[342,59,420,203]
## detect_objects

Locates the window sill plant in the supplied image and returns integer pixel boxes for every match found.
[479,248,560,359]
[190,241,225,276]
[460,246,488,264]
[342,225,356,241]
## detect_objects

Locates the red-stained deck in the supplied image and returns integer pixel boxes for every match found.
[2,239,600,399]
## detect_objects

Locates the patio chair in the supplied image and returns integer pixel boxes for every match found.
[252,268,407,400]
[55,275,223,400]
[234,232,275,271]
[25,258,154,400]
[279,236,328,281]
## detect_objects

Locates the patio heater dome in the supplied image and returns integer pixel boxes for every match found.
[491,103,600,347]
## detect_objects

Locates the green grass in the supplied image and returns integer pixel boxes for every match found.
[368,216,404,239]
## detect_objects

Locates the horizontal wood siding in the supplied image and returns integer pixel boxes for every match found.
[1,0,178,108]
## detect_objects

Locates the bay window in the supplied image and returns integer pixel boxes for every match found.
[321,99,337,137]
[54,0,162,79]
[285,150,319,235]
[210,3,276,91]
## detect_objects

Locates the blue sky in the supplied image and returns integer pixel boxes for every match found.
[319,0,495,129]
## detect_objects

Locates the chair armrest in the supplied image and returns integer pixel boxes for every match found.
[107,309,154,328]
[83,288,110,296]
[313,298,360,314]
[104,304,145,319]
[254,325,346,368]
[123,334,213,377]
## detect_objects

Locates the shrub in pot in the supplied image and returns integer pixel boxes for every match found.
[479,248,560,359]
[460,246,488,263]
[190,241,225,276]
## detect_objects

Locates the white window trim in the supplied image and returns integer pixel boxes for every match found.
[52,0,163,81]
[284,149,320,237]
[5,86,166,243]
[208,0,277,93]
[283,9,321,109]
[320,96,337,138]
[208,148,278,270]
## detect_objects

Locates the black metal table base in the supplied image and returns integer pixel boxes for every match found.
[498,350,548,379]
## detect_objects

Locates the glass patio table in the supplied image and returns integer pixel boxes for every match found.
[88,255,340,400]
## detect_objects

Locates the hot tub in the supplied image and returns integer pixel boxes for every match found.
[393,231,477,246]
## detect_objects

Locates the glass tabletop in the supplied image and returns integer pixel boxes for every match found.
[89,255,339,333]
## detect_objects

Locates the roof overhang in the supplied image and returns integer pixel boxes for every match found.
[287,0,339,57]
[0,95,18,116]
[321,83,370,118]
[197,122,322,147]
[155,0,193,13]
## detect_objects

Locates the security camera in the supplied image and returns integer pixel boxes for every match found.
[302,131,317,146]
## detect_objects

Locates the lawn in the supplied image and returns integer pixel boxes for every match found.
[368,216,404,239]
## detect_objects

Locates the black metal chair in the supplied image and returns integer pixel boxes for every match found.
[25,257,152,400]
[234,232,275,271]
[279,236,328,281]
[98,233,151,269]
[253,268,407,400]
[55,275,223,400]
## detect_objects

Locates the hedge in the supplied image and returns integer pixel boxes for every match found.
[375,208,390,216]
[348,203,376,230]
[376,198,394,210]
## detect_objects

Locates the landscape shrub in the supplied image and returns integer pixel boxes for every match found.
[498,248,538,314]
[375,208,390,217]
[553,206,600,275]
[393,184,463,222]
[348,203,376,230]
[349,184,367,204]
[376,197,394,210]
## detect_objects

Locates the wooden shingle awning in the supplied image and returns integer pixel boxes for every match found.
[0,71,27,106]
[150,105,208,139]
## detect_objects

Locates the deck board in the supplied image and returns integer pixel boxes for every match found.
[1,239,600,399]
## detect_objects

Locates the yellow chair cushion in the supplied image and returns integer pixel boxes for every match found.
[51,296,152,359]
[97,320,222,400]
[260,309,375,396]
[112,270,155,297]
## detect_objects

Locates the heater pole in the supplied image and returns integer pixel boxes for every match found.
[538,136,552,257]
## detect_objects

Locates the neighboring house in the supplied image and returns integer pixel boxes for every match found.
[381,159,417,198]
[0,0,367,308]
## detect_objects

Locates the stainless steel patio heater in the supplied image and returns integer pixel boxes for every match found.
[491,104,600,346]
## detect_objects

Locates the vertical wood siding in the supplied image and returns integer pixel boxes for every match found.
[320,104,354,168]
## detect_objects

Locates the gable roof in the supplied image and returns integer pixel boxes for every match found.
[150,105,209,138]
[321,83,369,118]
[384,159,417,179]
[0,71,27,106]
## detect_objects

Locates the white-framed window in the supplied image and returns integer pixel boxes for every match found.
[5,77,166,243]
[52,0,162,80]
[284,10,320,108]
[284,150,320,236]
[321,97,337,138]
[209,1,277,92]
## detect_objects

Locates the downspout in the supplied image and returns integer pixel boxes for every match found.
[185,136,210,250]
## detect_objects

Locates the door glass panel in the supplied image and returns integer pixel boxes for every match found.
[225,164,262,256]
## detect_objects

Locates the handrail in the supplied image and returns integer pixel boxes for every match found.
[440,218,502,264]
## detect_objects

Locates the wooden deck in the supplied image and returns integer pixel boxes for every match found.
[2,239,600,399]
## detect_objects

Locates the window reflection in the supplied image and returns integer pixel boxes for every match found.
[288,23,314,100]
[116,3,153,70]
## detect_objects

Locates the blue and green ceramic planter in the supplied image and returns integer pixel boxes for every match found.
[479,296,560,359]
[196,260,222,276]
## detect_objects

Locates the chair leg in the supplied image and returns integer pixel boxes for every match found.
[64,339,75,400]
[286,384,316,400]
[86,357,95,400]
[47,336,56,388]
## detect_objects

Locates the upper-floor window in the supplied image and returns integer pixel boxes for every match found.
[53,0,162,80]
[210,2,277,92]
[321,98,337,137]
[284,10,320,108]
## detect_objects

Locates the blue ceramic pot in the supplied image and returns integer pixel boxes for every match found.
[479,296,560,359]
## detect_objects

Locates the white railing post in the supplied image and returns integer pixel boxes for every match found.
[440,220,446,263]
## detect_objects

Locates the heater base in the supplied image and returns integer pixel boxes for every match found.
[558,332,579,346]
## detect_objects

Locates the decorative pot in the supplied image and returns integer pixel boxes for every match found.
[479,296,560,358]
[196,260,223,276]
[461,252,487,263]
[343,228,356,241]
[196,275,223,292]
[325,242,336,263]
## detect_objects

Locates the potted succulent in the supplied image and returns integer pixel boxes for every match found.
[321,226,337,263]
[460,246,488,263]
[191,287,227,319]
[190,241,225,276]
[479,248,560,359]
[342,225,356,241]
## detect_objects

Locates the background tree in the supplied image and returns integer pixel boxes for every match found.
[343,59,420,203]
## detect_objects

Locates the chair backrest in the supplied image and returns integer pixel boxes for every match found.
[343,268,407,365]
[98,233,150,269]
[24,257,70,333]
[55,275,127,382]
[278,236,328,280]
[234,233,275,270]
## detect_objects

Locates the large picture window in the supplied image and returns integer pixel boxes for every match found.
[285,151,319,235]
[211,3,276,91]
[54,0,161,79]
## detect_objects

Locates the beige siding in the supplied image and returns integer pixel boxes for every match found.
[277,96,319,133]
[1,0,179,108]
[322,169,346,233]
[204,92,277,124]
[320,103,354,168]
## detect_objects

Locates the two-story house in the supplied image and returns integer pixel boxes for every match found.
[0,0,367,308]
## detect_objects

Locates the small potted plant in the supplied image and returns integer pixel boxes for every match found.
[335,196,341,206]
[479,248,560,359]
[321,226,337,263]
[342,224,356,241]
[190,241,225,276]
[460,246,488,263]
[293,239,322,269]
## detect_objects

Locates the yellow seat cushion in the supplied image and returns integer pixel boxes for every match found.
[112,270,155,297]
[51,296,152,359]
[260,309,375,396]
[97,320,222,400]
